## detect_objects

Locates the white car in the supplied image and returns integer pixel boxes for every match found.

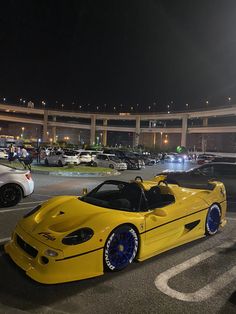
[92,154,127,170]
[77,151,92,164]
[0,148,8,159]
[45,150,80,166]
[0,164,34,207]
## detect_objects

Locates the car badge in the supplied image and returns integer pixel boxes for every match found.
[38,232,56,241]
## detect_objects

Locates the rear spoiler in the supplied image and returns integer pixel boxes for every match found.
[165,177,216,191]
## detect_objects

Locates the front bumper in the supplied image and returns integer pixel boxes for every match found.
[5,225,104,284]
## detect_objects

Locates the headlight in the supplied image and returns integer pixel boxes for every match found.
[62,228,94,245]
[24,205,41,218]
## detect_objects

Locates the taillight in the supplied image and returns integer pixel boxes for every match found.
[25,173,32,180]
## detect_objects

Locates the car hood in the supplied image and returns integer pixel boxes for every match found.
[0,165,29,175]
[18,196,110,248]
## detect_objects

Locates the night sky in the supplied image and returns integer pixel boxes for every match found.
[1,0,236,111]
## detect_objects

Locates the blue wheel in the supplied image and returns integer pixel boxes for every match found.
[205,204,221,235]
[104,225,139,271]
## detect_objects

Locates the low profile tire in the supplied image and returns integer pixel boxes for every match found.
[45,159,49,166]
[109,164,114,169]
[104,225,139,271]
[58,160,63,167]
[0,184,22,207]
[205,204,221,235]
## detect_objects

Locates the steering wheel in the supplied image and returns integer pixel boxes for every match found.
[135,176,143,182]
[158,180,168,186]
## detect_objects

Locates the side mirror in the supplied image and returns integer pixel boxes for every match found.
[82,188,88,195]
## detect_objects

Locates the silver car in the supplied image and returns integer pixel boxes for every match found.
[92,154,127,170]
[0,164,34,207]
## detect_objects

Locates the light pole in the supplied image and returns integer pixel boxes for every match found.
[21,127,25,139]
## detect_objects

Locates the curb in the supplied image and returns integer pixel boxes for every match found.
[32,169,120,177]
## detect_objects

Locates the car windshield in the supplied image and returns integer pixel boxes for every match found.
[80,180,147,212]
[109,156,120,162]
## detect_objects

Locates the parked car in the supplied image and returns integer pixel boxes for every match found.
[77,151,93,164]
[0,148,8,159]
[103,150,143,170]
[154,162,236,199]
[4,178,226,284]
[0,164,34,207]
[92,153,127,170]
[45,150,80,166]
[196,153,217,165]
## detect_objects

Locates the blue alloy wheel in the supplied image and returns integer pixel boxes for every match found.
[104,225,139,271]
[205,204,221,235]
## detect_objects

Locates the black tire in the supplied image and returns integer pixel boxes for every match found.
[93,162,97,167]
[45,158,49,166]
[205,204,221,235]
[104,225,139,272]
[0,184,23,207]
[109,164,114,169]
[58,160,63,167]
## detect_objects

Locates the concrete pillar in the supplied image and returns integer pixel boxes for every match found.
[181,114,188,147]
[202,118,208,152]
[203,117,208,126]
[103,119,107,146]
[134,115,141,147]
[52,116,57,143]
[43,110,48,143]
[90,114,96,145]
[153,132,156,149]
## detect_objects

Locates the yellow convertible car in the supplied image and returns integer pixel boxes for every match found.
[5,177,227,284]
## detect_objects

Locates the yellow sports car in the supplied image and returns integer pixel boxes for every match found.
[5,177,227,284]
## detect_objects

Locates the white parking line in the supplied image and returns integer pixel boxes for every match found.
[0,237,10,244]
[227,217,236,221]
[20,200,43,205]
[0,207,33,213]
[33,193,53,197]
[155,241,236,302]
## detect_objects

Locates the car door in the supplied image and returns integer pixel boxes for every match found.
[96,154,104,167]
[211,164,236,197]
[144,200,189,257]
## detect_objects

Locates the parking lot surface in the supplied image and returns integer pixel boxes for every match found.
[0,163,235,313]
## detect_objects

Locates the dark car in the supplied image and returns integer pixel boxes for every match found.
[103,149,143,170]
[196,153,217,165]
[157,162,236,199]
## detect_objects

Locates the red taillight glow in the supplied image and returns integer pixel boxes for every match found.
[25,173,32,180]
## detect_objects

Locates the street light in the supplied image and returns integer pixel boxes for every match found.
[21,127,25,138]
